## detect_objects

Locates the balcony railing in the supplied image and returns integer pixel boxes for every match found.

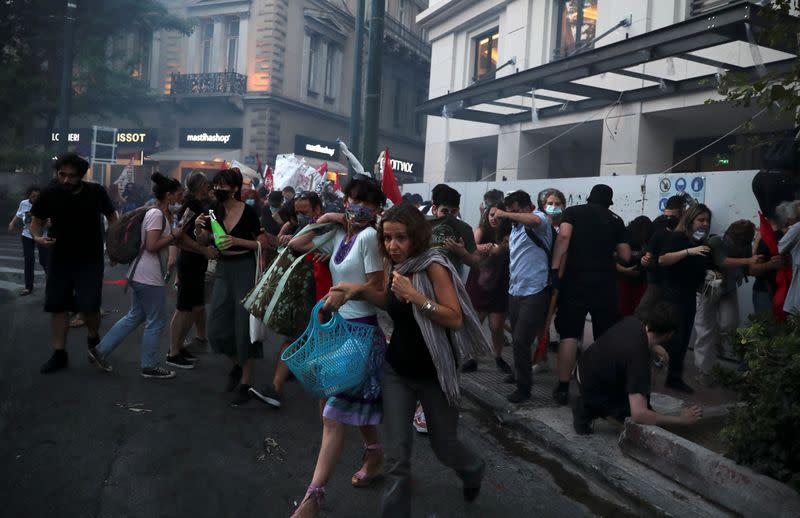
[170,72,247,96]
[381,15,431,62]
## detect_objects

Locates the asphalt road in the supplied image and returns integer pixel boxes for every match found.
[0,234,631,517]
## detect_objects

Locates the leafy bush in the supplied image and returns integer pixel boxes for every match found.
[719,314,800,491]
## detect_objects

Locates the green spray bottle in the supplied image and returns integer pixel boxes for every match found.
[208,210,226,248]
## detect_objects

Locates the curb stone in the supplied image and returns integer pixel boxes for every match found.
[460,376,733,518]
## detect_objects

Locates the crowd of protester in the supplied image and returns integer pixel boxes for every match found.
[18,151,796,517]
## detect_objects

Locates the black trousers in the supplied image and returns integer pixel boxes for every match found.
[508,290,550,390]
[665,298,697,382]
[21,235,49,291]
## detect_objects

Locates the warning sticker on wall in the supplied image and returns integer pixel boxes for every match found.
[658,174,706,211]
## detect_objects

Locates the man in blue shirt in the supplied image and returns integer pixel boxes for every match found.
[491,190,552,402]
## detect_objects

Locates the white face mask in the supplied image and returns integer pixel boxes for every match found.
[692,229,708,241]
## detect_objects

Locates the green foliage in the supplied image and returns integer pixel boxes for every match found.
[719,314,800,491]
[0,0,192,171]
[712,0,799,143]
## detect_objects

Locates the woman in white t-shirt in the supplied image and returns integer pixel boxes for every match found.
[89,173,186,379]
[287,176,387,517]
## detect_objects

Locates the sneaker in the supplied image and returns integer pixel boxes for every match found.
[40,350,68,374]
[413,407,428,434]
[141,366,176,379]
[532,361,549,374]
[502,374,516,384]
[506,388,531,404]
[249,385,282,408]
[226,365,243,392]
[184,337,209,354]
[495,357,512,374]
[88,347,112,372]
[665,378,695,394]
[230,384,252,407]
[552,386,569,406]
[179,348,198,363]
[166,354,194,370]
[571,396,593,435]
[461,359,478,373]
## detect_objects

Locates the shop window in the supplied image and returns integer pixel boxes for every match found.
[555,0,598,59]
[473,28,499,81]
[690,0,740,17]
[201,21,214,73]
[307,34,321,96]
[225,18,239,72]
[324,44,341,102]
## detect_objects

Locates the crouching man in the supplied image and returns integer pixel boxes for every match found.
[572,302,702,434]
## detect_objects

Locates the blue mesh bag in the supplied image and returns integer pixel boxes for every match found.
[281,300,375,398]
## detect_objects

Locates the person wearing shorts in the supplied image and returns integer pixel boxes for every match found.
[550,184,630,405]
[30,153,117,374]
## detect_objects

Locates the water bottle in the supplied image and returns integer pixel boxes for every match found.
[208,210,226,248]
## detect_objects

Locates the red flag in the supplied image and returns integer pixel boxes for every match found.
[381,147,402,205]
[316,162,328,176]
[263,165,274,192]
[333,173,342,192]
[759,211,791,321]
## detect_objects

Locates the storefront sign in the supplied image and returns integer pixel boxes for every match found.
[389,157,422,184]
[49,128,158,148]
[179,128,243,149]
[294,135,340,161]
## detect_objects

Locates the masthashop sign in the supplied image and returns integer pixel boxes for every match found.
[49,128,158,147]
[179,128,243,149]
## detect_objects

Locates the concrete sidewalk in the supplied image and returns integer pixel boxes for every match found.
[459,345,738,517]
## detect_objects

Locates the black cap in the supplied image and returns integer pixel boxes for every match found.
[587,184,613,206]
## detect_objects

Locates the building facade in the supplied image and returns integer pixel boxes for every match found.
[59,0,430,185]
[416,0,796,184]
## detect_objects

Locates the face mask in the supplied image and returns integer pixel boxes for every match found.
[214,189,230,203]
[270,206,280,214]
[345,202,376,228]
[664,216,679,230]
[245,198,255,206]
[692,229,708,242]
[545,206,562,216]
[297,214,311,227]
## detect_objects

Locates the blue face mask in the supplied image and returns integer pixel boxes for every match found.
[245,198,255,206]
[545,206,562,216]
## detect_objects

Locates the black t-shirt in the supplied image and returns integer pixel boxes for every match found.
[578,316,652,398]
[385,284,439,380]
[218,203,262,253]
[562,203,626,276]
[261,207,282,236]
[427,215,477,274]
[177,198,211,272]
[30,182,115,264]
[659,232,711,303]
[645,223,676,284]
[753,233,782,293]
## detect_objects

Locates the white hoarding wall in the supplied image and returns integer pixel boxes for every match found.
[403,170,762,322]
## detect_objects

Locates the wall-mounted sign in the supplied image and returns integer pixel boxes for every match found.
[294,135,340,161]
[49,128,158,148]
[389,157,422,184]
[658,174,706,211]
[179,128,243,149]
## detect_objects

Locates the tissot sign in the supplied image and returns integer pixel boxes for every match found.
[179,128,243,149]
[295,135,340,161]
[49,128,158,148]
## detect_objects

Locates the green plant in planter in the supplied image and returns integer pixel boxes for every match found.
[719,314,800,491]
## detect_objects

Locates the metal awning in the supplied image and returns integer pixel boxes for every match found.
[417,1,798,125]
[147,148,242,162]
